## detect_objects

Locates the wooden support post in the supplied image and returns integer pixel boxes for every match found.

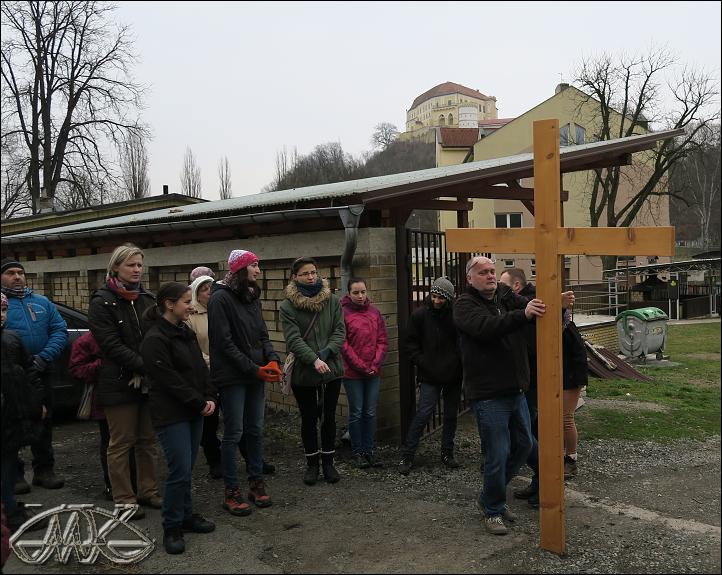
[533,119,565,554]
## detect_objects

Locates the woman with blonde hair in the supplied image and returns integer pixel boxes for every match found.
[88,243,161,519]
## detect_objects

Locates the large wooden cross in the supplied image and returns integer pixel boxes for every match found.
[446,119,674,554]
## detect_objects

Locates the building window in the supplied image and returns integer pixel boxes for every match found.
[575,124,586,145]
[479,104,483,111]
[495,213,523,228]
[504,259,515,268]
[448,113,453,125]
[438,114,445,125]
[448,99,452,105]
[560,124,570,146]
[530,268,536,279]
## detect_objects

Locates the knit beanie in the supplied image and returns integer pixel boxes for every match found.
[430,276,455,301]
[228,250,258,274]
[190,266,215,281]
[1,258,25,274]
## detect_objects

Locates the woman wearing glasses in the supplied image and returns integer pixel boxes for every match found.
[280,257,346,486]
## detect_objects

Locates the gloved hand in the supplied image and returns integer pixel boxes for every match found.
[128,374,143,389]
[31,355,48,373]
[268,360,281,373]
[257,362,282,383]
[27,355,48,383]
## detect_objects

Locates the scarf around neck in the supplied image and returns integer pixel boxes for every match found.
[1,286,26,299]
[107,277,141,301]
[296,276,323,298]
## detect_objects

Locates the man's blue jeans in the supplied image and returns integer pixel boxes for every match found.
[343,377,381,454]
[220,382,265,486]
[156,417,203,530]
[401,382,461,457]
[472,392,533,517]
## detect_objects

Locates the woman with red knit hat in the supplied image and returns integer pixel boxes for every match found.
[208,249,281,517]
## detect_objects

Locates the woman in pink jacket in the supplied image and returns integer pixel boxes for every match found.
[340,278,388,469]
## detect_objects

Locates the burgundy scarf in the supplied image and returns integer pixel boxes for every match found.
[107,277,141,301]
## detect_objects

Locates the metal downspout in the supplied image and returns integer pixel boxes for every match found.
[339,205,364,296]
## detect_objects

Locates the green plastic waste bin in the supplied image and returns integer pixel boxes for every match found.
[615,307,669,362]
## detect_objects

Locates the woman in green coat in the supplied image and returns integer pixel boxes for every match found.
[279,257,346,486]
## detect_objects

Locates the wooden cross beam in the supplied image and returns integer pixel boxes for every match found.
[446,119,675,554]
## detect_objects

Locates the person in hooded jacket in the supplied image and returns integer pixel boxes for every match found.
[398,277,463,475]
[208,250,281,517]
[340,277,388,469]
[140,282,217,554]
[87,244,161,519]
[280,257,346,486]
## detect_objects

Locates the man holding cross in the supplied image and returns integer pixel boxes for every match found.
[454,255,546,536]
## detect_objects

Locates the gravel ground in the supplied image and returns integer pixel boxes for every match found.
[5,405,721,574]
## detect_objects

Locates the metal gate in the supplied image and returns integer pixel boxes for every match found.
[400,229,487,440]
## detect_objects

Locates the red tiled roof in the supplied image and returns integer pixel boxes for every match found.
[479,118,514,126]
[439,128,480,148]
[411,82,490,109]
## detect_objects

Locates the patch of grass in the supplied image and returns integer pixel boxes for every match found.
[578,323,720,441]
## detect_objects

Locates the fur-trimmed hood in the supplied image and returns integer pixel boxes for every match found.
[285,278,331,312]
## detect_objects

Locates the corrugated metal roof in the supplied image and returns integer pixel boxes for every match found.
[1,128,683,242]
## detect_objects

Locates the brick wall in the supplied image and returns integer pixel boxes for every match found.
[578,322,619,352]
[22,228,403,441]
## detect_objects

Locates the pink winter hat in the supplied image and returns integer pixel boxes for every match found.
[228,249,258,274]
[190,266,215,281]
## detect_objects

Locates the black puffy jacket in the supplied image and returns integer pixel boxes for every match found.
[88,286,155,407]
[1,328,44,453]
[404,297,462,387]
[453,284,532,401]
[140,318,216,429]
[207,282,279,389]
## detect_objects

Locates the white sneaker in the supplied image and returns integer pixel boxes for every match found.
[484,515,508,535]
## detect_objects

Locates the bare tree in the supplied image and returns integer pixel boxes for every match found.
[371,122,399,150]
[119,132,150,200]
[1,1,147,213]
[573,48,720,271]
[670,123,721,248]
[217,156,232,199]
[180,146,202,198]
[1,132,32,218]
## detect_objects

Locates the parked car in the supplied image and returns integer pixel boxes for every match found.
[50,300,90,413]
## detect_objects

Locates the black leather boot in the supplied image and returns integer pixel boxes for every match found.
[303,453,320,486]
[321,452,340,484]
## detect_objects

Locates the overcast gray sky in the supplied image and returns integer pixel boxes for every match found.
[115,1,721,201]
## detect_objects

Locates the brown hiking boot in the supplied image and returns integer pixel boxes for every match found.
[223,486,252,516]
[247,479,272,508]
[564,455,578,479]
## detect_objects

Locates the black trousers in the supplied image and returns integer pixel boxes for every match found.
[17,375,54,475]
[292,381,342,455]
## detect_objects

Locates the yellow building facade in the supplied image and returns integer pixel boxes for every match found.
[438,84,671,285]
[401,82,498,140]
